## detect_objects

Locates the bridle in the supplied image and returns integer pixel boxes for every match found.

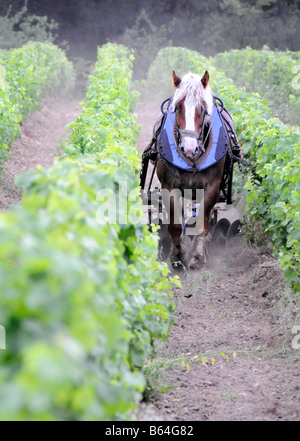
[174,104,210,158]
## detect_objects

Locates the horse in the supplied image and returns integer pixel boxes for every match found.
[156,70,227,269]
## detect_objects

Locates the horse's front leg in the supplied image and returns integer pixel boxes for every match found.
[189,184,220,269]
[161,189,184,266]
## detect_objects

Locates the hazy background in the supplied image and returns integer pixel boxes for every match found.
[0,0,299,79]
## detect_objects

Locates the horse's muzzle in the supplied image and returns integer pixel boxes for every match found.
[181,140,203,159]
[183,143,198,159]
[179,129,204,159]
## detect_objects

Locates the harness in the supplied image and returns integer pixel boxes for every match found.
[158,97,231,171]
[140,95,247,204]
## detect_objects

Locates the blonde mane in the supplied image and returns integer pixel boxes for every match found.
[172,72,214,115]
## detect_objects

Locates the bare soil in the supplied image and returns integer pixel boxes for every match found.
[0,95,80,211]
[136,101,300,421]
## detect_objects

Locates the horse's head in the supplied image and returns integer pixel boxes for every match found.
[172,71,213,160]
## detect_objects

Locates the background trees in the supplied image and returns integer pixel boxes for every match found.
[0,0,299,77]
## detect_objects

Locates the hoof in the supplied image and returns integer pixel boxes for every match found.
[189,254,206,270]
[187,235,207,269]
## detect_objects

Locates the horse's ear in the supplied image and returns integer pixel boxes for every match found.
[172,71,181,88]
[201,70,209,89]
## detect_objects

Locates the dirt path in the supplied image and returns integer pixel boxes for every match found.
[0,95,80,211]
[136,101,300,421]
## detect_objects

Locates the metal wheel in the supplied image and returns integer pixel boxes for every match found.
[226,219,242,248]
[208,218,231,256]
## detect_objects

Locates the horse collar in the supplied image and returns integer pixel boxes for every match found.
[158,98,230,172]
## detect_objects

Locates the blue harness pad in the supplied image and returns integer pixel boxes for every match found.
[158,103,229,172]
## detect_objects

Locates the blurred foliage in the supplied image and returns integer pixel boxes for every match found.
[213,47,300,125]
[0,41,74,176]
[136,46,300,292]
[0,3,91,94]
[121,0,299,79]
[70,56,94,96]
[122,9,172,80]
[0,3,59,50]
[0,43,178,420]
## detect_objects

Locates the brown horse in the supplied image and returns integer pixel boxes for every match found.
[156,70,227,269]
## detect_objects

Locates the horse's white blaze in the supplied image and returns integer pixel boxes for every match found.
[183,98,197,158]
